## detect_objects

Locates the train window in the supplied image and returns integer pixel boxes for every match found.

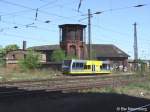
[72,63,76,68]
[84,65,87,69]
[84,65,91,69]
[72,62,84,69]
[87,65,91,69]
[79,63,83,68]
[101,64,109,70]
[100,66,102,69]
[63,60,71,66]
[76,63,80,68]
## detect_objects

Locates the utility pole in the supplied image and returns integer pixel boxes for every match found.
[79,9,102,60]
[133,22,138,70]
[88,9,91,60]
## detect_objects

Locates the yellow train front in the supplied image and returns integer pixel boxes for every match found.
[62,59,111,75]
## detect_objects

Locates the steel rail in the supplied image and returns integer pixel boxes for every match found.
[0,76,148,97]
[0,73,135,86]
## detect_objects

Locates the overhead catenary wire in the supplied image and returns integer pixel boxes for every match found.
[0,0,149,46]
[0,9,33,17]
[0,0,80,21]
[92,24,150,44]
[0,32,53,44]
[0,20,57,32]
[0,13,149,46]
[38,0,59,9]
[80,3,148,17]
[1,10,52,26]
[1,17,149,47]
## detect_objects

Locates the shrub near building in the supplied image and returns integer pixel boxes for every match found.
[0,44,19,67]
[51,49,66,62]
[0,47,6,67]
[19,50,41,71]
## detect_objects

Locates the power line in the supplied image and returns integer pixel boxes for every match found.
[1,18,149,46]
[1,14,149,46]
[0,20,57,32]
[92,24,150,43]
[0,32,52,43]
[0,10,52,26]
[1,0,149,45]
[80,3,149,17]
[92,24,130,36]
[0,9,32,16]
[38,0,59,9]
[0,0,34,10]
[0,0,79,21]
[99,3,149,13]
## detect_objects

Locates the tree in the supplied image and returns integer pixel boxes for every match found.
[0,48,6,67]
[91,49,97,59]
[66,54,78,60]
[5,44,19,52]
[0,44,19,67]
[51,49,66,62]
[19,50,41,70]
[0,48,6,57]
[138,59,146,74]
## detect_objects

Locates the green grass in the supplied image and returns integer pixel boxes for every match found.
[79,79,150,99]
[0,67,62,82]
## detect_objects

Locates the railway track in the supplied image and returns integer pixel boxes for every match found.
[0,74,149,97]
[0,73,134,85]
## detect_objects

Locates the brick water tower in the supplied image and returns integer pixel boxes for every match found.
[59,24,87,59]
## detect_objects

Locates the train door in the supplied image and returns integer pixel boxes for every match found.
[92,65,95,72]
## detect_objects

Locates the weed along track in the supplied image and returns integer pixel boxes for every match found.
[0,74,149,97]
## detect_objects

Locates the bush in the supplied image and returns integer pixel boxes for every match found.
[19,50,41,71]
[0,48,6,67]
[51,49,66,62]
[5,44,19,52]
[0,58,5,67]
[66,54,78,60]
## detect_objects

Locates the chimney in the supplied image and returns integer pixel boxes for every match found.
[23,41,27,50]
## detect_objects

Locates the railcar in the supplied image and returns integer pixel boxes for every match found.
[62,59,111,75]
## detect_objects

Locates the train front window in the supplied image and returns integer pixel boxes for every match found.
[72,62,84,69]
[79,63,83,68]
[63,60,71,67]
[100,64,110,70]
[72,63,76,68]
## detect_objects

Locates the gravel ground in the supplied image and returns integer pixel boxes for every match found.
[0,90,150,112]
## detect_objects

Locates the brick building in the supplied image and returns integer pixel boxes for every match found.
[5,24,129,70]
[31,24,129,69]
[59,24,87,59]
[5,50,47,69]
[31,44,129,68]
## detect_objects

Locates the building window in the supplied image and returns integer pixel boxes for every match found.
[12,54,16,60]
[70,45,76,56]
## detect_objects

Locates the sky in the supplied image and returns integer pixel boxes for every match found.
[0,0,150,59]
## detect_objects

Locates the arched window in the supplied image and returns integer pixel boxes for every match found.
[12,54,16,60]
[80,46,84,59]
[70,45,76,56]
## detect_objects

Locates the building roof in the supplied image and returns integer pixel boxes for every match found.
[30,45,60,51]
[91,44,129,58]
[59,24,86,28]
[29,44,129,58]
[6,49,27,54]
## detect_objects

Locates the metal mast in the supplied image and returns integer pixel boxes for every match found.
[133,22,138,70]
[88,9,91,60]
